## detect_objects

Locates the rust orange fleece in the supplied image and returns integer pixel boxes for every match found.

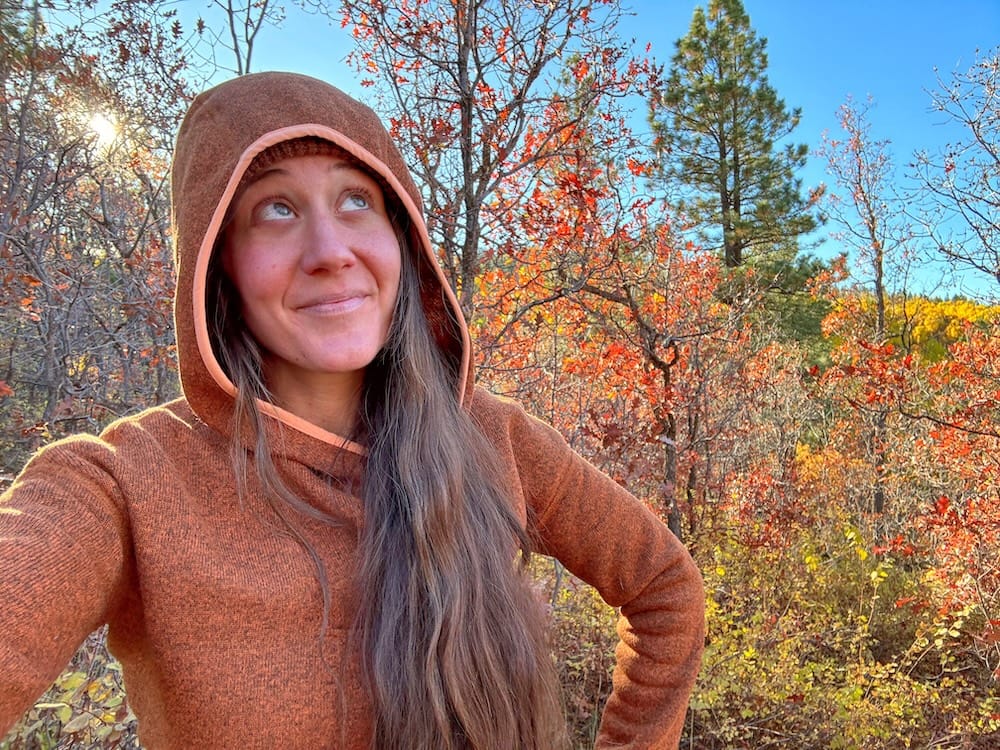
[0,72,704,748]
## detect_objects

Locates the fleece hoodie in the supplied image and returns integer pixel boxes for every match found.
[0,71,705,748]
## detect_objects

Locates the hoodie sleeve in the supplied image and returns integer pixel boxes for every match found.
[0,434,131,732]
[470,389,705,750]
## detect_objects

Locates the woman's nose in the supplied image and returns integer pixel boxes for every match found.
[300,211,355,273]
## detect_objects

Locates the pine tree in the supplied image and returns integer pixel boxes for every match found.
[650,0,818,268]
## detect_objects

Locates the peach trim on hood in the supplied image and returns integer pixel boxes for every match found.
[192,123,471,451]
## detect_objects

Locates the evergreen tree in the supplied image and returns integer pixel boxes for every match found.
[650,0,818,268]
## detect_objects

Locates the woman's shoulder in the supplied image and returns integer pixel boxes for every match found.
[467,386,573,468]
[10,397,230,513]
[93,397,230,448]
[468,386,545,434]
[20,399,185,454]
[22,398,223,481]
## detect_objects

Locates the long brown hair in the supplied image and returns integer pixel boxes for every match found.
[206,147,566,749]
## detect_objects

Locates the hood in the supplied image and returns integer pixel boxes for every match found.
[170,71,470,455]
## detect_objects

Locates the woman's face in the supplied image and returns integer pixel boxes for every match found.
[223,152,401,408]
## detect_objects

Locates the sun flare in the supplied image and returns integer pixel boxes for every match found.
[88,112,118,148]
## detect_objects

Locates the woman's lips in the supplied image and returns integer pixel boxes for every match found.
[296,293,369,315]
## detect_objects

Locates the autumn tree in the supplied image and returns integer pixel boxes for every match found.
[649,0,818,270]
[910,311,1000,689]
[0,0,249,472]
[479,117,775,546]
[337,0,650,315]
[815,94,1000,708]
[0,1,208,474]
[814,96,922,520]
[909,46,999,296]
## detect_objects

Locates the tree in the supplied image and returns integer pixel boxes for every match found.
[649,0,818,269]
[337,0,649,315]
[0,1,202,473]
[909,46,999,296]
[208,0,284,75]
[818,97,916,342]
[478,130,764,545]
[911,315,1000,683]
[814,96,924,520]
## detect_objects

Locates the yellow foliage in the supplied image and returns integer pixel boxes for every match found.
[821,293,998,362]
[689,511,999,748]
[903,297,999,352]
[1,629,140,749]
[794,443,867,500]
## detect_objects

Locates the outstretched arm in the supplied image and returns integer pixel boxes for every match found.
[0,435,131,731]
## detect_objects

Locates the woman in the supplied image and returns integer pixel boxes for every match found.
[0,71,704,749]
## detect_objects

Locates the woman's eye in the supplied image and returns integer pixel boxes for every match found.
[257,200,294,221]
[342,192,370,212]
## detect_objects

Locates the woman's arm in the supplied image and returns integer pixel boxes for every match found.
[472,390,705,749]
[533,453,705,748]
[0,435,131,731]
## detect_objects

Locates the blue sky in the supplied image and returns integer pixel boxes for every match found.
[248,0,999,296]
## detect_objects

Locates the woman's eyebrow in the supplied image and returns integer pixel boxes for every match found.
[244,165,289,186]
